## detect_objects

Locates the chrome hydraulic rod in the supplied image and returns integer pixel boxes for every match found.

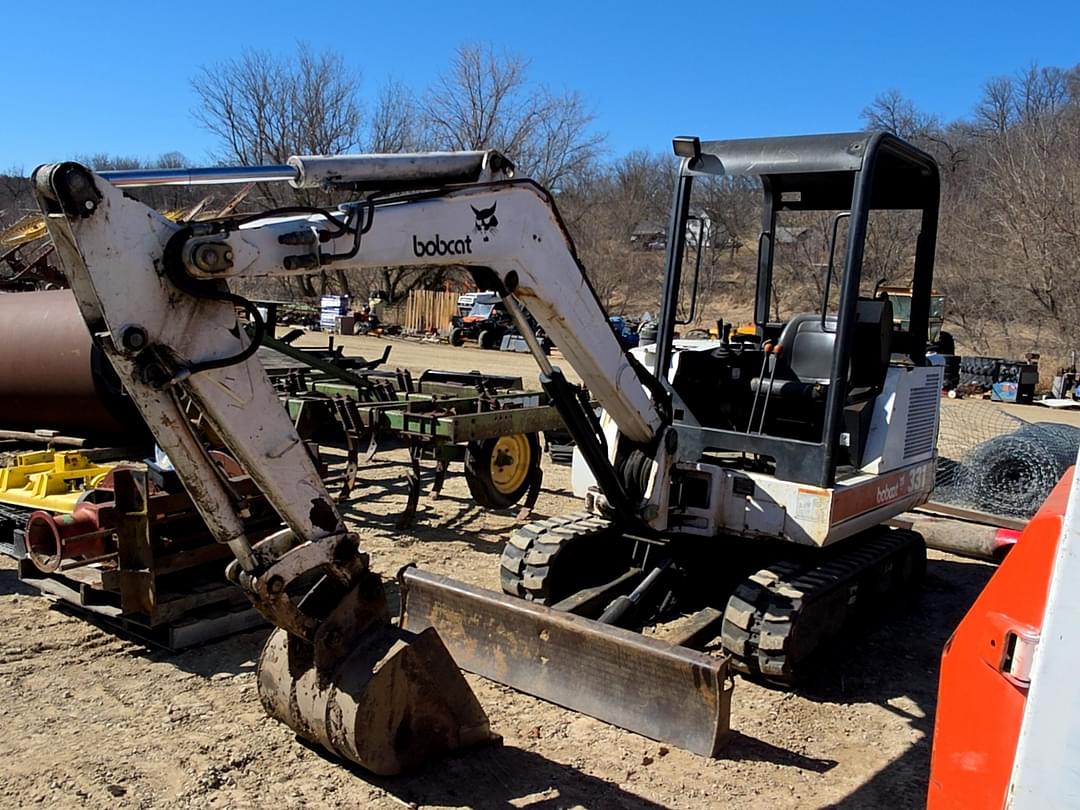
[102,151,510,190]
[101,165,295,188]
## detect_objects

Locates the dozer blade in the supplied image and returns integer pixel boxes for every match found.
[257,578,497,775]
[399,567,733,756]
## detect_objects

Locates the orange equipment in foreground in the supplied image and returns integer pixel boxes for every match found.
[928,465,1080,808]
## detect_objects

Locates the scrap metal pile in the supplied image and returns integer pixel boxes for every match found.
[953,354,1040,403]
[0,215,63,292]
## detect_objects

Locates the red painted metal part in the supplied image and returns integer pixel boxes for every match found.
[22,480,206,574]
[25,504,114,572]
[927,468,1073,809]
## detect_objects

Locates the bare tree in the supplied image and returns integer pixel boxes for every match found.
[861,89,941,141]
[192,45,365,296]
[975,77,1016,135]
[193,45,363,166]
[862,89,968,173]
[367,79,422,153]
[925,63,1080,356]
[421,44,605,188]
[554,151,674,312]
[0,168,33,230]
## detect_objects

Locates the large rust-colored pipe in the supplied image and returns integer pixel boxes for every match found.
[0,290,136,434]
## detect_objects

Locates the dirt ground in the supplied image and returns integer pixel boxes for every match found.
[0,334,1005,809]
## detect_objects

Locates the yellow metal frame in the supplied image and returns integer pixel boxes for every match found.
[0,451,114,513]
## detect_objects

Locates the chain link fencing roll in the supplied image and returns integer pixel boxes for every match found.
[934,400,1080,518]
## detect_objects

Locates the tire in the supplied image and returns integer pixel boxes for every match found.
[464,433,541,509]
[449,327,465,347]
[478,329,498,350]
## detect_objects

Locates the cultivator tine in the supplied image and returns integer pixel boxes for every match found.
[397,444,423,529]
[331,397,362,500]
[399,567,733,756]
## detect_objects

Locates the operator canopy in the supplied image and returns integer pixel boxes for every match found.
[676,131,939,210]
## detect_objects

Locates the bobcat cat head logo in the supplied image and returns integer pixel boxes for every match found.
[471,203,498,241]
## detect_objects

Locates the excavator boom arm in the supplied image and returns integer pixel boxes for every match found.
[188,180,665,447]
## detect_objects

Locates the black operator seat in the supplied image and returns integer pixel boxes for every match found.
[751,299,893,400]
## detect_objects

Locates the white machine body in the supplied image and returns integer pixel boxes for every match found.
[575,345,943,547]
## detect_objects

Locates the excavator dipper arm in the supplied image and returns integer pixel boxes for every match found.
[31,158,500,775]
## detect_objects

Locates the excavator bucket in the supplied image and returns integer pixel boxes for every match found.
[257,622,497,775]
[398,567,733,756]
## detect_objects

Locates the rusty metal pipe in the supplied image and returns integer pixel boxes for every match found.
[897,515,1020,562]
[0,290,138,435]
[25,507,111,573]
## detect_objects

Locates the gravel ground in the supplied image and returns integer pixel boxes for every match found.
[0,334,1000,809]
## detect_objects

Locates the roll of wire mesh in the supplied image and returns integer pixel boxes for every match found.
[959,422,1080,518]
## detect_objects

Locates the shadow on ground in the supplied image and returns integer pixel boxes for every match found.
[725,731,839,773]
[796,555,997,808]
[0,567,37,597]
[324,739,672,810]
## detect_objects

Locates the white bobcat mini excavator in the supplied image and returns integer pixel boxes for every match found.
[32,131,941,770]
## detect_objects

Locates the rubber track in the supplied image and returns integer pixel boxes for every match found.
[721,528,926,684]
[499,511,615,602]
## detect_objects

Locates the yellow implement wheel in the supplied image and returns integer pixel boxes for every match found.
[489,434,532,496]
[464,432,541,509]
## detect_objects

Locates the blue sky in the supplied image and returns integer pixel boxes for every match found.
[2,0,1077,170]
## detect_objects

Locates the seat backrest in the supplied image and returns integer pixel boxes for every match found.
[778,313,836,384]
[777,298,893,391]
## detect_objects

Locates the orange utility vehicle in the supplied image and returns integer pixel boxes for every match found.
[928,460,1080,808]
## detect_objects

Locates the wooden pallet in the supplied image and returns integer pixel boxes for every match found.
[17,556,266,650]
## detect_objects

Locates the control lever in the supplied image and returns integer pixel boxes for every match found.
[756,343,782,434]
[746,340,774,433]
